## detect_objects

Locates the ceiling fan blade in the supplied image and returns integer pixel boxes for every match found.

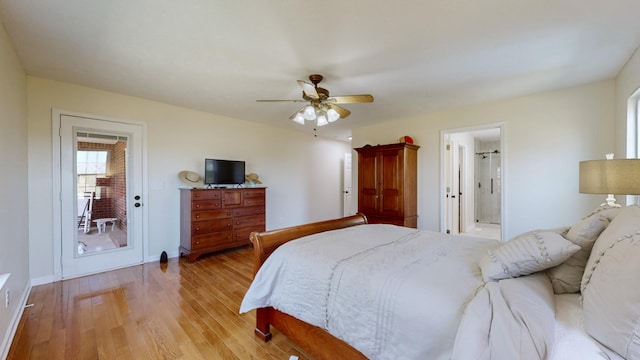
[328,104,351,119]
[256,99,307,102]
[297,80,319,99]
[327,94,374,104]
[289,106,305,120]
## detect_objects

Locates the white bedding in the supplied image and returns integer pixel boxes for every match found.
[549,294,624,360]
[240,224,612,359]
[240,224,498,359]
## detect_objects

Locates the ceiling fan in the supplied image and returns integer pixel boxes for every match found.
[256,74,374,126]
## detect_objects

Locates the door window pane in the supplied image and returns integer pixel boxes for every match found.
[77,150,108,196]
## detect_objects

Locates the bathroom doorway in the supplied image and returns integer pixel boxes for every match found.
[442,124,503,241]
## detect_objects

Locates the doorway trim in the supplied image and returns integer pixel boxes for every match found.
[440,122,506,241]
[52,108,149,281]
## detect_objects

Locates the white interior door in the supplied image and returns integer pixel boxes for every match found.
[343,153,353,216]
[444,138,460,234]
[59,114,144,278]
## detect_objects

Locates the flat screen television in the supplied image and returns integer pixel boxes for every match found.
[204,159,245,186]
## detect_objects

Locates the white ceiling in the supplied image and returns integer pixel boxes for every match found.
[2,1,640,142]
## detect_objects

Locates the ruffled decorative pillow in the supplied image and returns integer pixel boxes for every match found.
[479,231,580,282]
[581,205,640,359]
[581,204,622,222]
[546,214,609,294]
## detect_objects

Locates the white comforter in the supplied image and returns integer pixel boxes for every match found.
[240,224,557,360]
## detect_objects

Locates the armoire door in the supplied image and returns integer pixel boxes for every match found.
[358,150,379,214]
[378,148,404,217]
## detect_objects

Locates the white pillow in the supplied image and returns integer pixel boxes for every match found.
[581,205,640,359]
[546,215,609,294]
[581,205,622,222]
[479,231,580,282]
[582,205,640,291]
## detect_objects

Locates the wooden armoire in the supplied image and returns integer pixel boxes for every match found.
[355,143,419,228]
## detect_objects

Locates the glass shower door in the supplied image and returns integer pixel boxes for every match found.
[475,151,501,224]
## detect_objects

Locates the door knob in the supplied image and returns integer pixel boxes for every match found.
[135,203,141,207]
[135,195,141,200]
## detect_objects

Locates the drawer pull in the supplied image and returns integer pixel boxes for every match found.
[195,215,200,219]
[195,204,200,208]
[195,241,200,245]
[195,227,200,231]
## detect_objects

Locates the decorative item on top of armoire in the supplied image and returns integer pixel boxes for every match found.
[398,135,414,144]
[354,143,419,228]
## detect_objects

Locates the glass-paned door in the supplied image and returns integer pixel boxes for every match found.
[60,114,144,278]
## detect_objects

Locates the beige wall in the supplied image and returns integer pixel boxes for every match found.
[0,20,29,357]
[352,80,616,240]
[27,78,350,283]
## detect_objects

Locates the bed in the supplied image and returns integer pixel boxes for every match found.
[240,206,640,360]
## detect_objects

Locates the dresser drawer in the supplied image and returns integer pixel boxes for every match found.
[244,196,265,206]
[222,190,243,207]
[234,226,265,243]
[192,231,233,250]
[233,206,265,217]
[192,199,222,211]
[244,188,265,197]
[234,215,265,229]
[192,209,232,222]
[191,189,221,200]
[192,218,232,235]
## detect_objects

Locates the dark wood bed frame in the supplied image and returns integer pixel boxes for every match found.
[249,213,369,360]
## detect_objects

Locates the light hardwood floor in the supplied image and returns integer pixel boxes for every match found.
[7,246,314,360]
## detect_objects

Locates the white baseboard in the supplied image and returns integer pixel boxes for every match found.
[31,274,55,287]
[0,284,31,360]
[145,250,179,263]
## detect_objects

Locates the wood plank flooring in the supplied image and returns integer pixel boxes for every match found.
[7,246,314,360]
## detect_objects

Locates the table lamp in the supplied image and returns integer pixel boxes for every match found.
[579,154,640,207]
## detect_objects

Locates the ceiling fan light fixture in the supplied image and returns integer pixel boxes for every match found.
[293,112,305,125]
[316,114,329,126]
[327,108,340,122]
[303,105,316,120]
[258,74,374,128]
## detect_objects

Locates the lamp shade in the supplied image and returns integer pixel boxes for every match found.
[579,159,640,195]
[303,105,316,120]
[292,112,305,125]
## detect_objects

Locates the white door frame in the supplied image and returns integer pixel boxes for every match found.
[52,109,149,280]
[457,144,467,233]
[343,152,353,216]
[444,137,460,234]
[440,122,506,241]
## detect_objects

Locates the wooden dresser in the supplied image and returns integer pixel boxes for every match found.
[180,187,266,262]
[355,143,419,228]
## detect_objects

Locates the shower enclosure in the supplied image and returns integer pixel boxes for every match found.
[475,144,501,224]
